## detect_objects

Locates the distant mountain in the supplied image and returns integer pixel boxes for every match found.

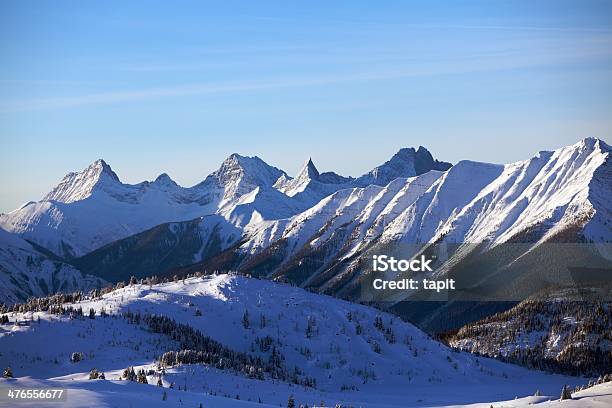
[59,139,611,297]
[274,158,354,208]
[186,138,611,312]
[0,154,286,258]
[353,146,452,187]
[0,228,105,304]
[0,146,451,259]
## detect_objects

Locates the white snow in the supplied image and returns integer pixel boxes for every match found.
[0,228,106,304]
[0,274,599,408]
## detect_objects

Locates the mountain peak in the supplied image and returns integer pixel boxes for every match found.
[578,137,610,153]
[354,145,451,187]
[43,159,121,203]
[210,153,287,200]
[297,157,320,181]
[90,159,119,182]
[153,173,177,187]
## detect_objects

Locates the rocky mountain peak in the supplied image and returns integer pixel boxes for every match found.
[296,157,320,181]
[354,146,451,187]
[42,159,121,203]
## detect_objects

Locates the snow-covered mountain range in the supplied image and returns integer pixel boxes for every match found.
[0,146,450,260]
[71,139,610,312]
[0,139,610,313]
[1,139,610,407]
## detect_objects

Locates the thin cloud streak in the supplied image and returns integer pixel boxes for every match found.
[2,41,610,113]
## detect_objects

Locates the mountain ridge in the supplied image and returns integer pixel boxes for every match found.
[0,145,451,258]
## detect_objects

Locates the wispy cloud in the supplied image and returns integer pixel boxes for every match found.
[2,37,610,113]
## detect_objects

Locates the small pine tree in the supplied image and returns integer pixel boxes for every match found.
[287,395,295,408]
[129,275,137,286]
[560,384,572,400]
[70,352,84,363]
[122,366,136,381]
[242,310,250,329]
[3,367,13,378]
[195,309,202,317]
[136,369,148,384]
[88,368,100,379]
[89,308,95,319]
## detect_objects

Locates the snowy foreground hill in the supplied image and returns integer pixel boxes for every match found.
[1,274,608,408]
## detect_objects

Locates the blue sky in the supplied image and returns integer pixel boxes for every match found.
[1,1,611,212]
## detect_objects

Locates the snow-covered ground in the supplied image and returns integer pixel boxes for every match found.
[1,274,606,407]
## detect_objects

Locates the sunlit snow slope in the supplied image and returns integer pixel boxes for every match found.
[0,274,592,407]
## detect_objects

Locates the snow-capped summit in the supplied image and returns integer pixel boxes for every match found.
[199,153,288,201]
[152,172,178,187]
[301,157,319,178]
[274,157,354,207]
[427,136,611,245]
[275,157,322,194]
[354,146,452,187]
[43,159,121,204]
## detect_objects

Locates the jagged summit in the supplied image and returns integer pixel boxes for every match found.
[354,146,452,187]
[578,136,610,153]
[301,157,320,180]
[43,159,121,203]
[273,156,353,204]
[288,157,320,185]
[206,153,288,200]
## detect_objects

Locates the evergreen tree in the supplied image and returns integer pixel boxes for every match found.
[3,367,13,378]
[122,366,137,381]
[287,395,295,408]
[560,384,572,400]
[242,310,250,329]
[88,368,100,379]
[89,308,95,319]
[136,369,148,384]
[70,352,84,363]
